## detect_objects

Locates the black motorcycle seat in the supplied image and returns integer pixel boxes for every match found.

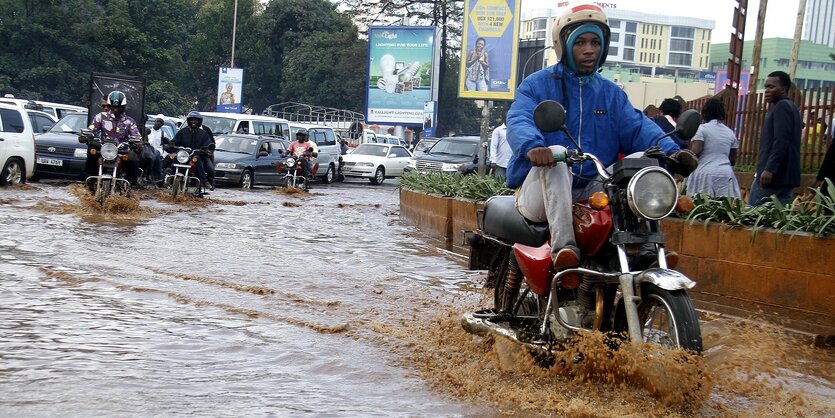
[481,195,549,247]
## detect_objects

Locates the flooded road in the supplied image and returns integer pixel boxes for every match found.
[1,181,833,417]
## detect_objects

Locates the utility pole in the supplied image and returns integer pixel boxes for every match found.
[231,0,239,67]
[788,0,808,81]
[748,0,768,95]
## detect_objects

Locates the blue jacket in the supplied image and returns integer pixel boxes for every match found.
[505,63,679,189]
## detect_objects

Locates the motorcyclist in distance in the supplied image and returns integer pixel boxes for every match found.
[81,90,142,187]
[506,2,697,274]
[287,129,318,180]
[168,111,213,190]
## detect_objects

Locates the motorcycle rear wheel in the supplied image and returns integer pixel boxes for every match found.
[634,285,702,353]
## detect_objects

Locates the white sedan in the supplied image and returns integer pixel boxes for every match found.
[341,143,413,184]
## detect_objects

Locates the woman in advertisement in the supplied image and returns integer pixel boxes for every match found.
[219,83,237,105]
[465,37,490,91]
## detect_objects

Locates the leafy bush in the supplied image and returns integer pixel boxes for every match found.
[683,179,835,238]
[399,171,512,201]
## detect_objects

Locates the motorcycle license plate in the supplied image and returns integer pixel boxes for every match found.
[37,157,63,166]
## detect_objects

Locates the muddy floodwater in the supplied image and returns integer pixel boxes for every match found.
[0,181,833,417]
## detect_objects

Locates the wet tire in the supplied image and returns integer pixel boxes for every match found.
[240,169,253,189]
[171,177,182,198]
[0,158,25,185]
[97,178,112,206]
[322,165,334,184]
[633,285,702,353]
[370,166,384,185]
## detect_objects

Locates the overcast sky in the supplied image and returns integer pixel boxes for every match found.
[522,0,804,43]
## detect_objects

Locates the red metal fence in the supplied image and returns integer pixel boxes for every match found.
[685,86,834,171]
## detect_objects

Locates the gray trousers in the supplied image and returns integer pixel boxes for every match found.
[515,145,612,258]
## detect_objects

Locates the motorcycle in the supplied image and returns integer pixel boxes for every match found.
[80,129,143,206]
[279,151,317,191]
[164,146,207,197]
[463,100,703,355]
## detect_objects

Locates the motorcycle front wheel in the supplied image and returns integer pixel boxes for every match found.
[171,177,182,197]
[96,179,112,206]
[634,284,703,353]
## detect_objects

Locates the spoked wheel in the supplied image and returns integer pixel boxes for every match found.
[171,177,182,197]
[635,284,702,353]
[97,178,112,206]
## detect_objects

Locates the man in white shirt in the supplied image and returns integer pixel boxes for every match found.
[147,116,167,181]
[488,115,511,179]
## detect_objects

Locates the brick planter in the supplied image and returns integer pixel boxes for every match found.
[399,188,835,341]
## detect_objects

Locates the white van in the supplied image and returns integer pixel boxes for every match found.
[376,134,404,146]
[288,123,341,183]
[200,112,290,139]
[0,97,85,120]
[0,103,37,185]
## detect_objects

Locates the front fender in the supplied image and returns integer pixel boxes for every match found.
[634,268,695,291]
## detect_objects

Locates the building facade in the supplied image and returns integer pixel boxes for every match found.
[804,0,835,48]
[709,38,835,90]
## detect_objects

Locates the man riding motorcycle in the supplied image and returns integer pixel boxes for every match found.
[506,3,697,274]
[287,129,318,180]
[81,91,142,188]
[167,111,214,190]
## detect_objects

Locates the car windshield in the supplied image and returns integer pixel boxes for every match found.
[216,136,258,154]
[415,140,437,152]
[202,116,236,134]
[352,144,389,157]
[145,123,175,139]
[48,113,87,134]
[428,139,477,156]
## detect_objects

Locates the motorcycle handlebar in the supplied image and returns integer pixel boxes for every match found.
[552,149,610,179]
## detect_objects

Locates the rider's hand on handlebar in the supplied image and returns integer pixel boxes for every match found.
[670,149,699,176]
[528,147,556,167]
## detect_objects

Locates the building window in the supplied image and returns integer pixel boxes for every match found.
[533,18,547,30]
[611,32,620,42]
[669,53,692,66]
[652,25,657,36]
[625,34,636,47]
[669,39,693,52]
[670,26,695,39]
[609,19,621,28]
[609,46,619,56]
[641,38,646,48]
[624,48,635,61]
[651,39,656,49]
[640,52,645,61]
[626,22,637,33]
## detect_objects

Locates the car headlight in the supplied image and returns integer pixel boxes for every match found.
[216,162,237,169]
[357,162,374,167]
[626,167,678,220]
[100,143,118,161]
[176,150,190,164]
[74,148,87,158]
[442,163,464,171]
[407,159,416,168]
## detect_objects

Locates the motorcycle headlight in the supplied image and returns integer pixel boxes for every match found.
[626,167,678,220]
[100,143,118,161]
[176,150,190,164]
[215,162,237,169]
[285,157,296,166]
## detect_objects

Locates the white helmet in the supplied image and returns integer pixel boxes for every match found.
[551,2,610,74]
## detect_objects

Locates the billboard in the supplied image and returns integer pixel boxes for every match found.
[715,70,750,95]
[458,0,523,100]
[217,67,244,113]
[366,26,439,125]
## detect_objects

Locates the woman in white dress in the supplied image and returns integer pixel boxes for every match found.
[684,98,742,199]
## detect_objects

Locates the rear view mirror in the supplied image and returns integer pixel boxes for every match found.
[676,109,701,140]
[533,100,566,132]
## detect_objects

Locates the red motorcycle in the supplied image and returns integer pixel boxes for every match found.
[463,101,703,354]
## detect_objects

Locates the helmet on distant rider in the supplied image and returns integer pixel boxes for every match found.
[107,91,127,107]
[551,2,610,75]
[295,128,308,141]
[186,111,202,127]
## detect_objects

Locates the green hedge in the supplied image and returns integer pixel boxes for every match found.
[400,172,835,238]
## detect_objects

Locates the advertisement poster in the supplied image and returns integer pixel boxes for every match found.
[422,101,436,137]
[458,0,522,100]
[366,26,438,125]
[216,67,244,113]
[715,70,750,95]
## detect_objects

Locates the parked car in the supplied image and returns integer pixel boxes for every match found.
[32,112,89,181]
[405,136,481,174]
[28,109,57,134]
[0,103,37,184]
[341,143,413,185]
[0,96,85,120]
[143,117,179,142]
[288,123,341,184]
[411,138,438,156]
[212,134,291,188]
